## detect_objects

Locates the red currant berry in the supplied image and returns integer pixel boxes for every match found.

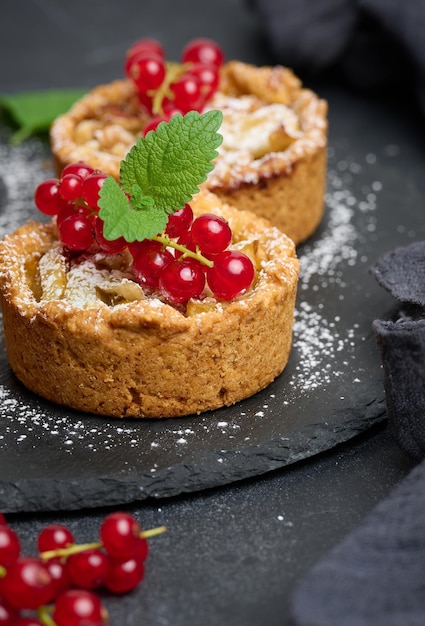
[138,91,154,114]
[132,242,174,289]
[182,38,224,68]
[104,556,145,594]
[129,53,166,94]
[0,596,19,625]
[34,178,68,216]
[37,524,74,554]
[56,203,94,229]
[94,218,127,254]
[186,63,220,101]
[0,514,6,525]
[99,512,142,561]
[142,115,167,136]
[207,250,255,300]
[45,557,71,598]
[161,98,183,117]
[125,39,165,77]
[0,525,20,568]
[58,215,95,251]
[159,258,206,304]
[191,213,232,255]
[61,162,95,180]
[165,204,194,238]
[67,549,109,590]
[1,558,54,610]
[133,535,149,563]
[81,173,108,210]
[58,174,84,202]
[53,589,106,626]
[170,73,203,113]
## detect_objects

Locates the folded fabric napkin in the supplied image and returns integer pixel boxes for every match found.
[290,240,425,625]
[248,0,425,113]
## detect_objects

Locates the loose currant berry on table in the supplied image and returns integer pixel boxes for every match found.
[131,241,174,289]
[53,589,107,626]
[165,203,194,238]
[37,524,74,554]
[99,512,142,562]
[207,250,255,301]
[57,214,95,251]
[13,618,44,626]
[0,524,20,568]
[0,596,19,625]
[1,557,54,610]
[34,179,68,216]
[67,548,109,590]
[104,556,145,594]
[44,557,71,598]
[191,213,232,255]
[181,38,224,68]
[159,258,206,304]
[81,172,108,210]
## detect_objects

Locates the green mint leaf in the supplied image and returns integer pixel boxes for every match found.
[98,176,168,242]
[0,88,87,145]
[120,110,223,214]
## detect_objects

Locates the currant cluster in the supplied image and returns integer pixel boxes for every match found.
[124,37,224,133]
[34,163,255,305]
[0,511,165,626]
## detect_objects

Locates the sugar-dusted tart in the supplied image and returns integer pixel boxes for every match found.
[50,59,328,244]
[0,191,299,419]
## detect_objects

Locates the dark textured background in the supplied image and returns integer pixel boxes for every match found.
[0,1,423,624]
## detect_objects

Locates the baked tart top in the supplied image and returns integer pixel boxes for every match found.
[2,111,299,326]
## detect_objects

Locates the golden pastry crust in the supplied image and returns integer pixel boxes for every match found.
[50,61,328,244]
[0,192,299,418]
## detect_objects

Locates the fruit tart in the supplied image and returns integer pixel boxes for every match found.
[50,37,328,245]
[0,112,299,418]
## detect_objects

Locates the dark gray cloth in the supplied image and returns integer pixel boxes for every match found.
[291,456,425,626]
[371,241,425,461]
[290,241,425,625]
[249,0,425,111]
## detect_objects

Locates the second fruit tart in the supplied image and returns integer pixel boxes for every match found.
[50,37,328,245]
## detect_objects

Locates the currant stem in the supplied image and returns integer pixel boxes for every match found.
[38,605,57,626]
[141,524,167,539]
[0,564,5,577]
[40,525,167,561]
[149,61,191,115]
[152,233,213,267]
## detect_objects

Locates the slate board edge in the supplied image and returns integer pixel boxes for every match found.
[0,400,387,513]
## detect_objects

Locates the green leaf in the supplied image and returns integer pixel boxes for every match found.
[98,176,168,242]
[120,110,223,214]
[0,88,87,145]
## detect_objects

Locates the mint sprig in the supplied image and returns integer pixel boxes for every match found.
[98,110,223,243]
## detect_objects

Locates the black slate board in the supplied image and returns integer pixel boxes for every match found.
[0,101,421,514]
